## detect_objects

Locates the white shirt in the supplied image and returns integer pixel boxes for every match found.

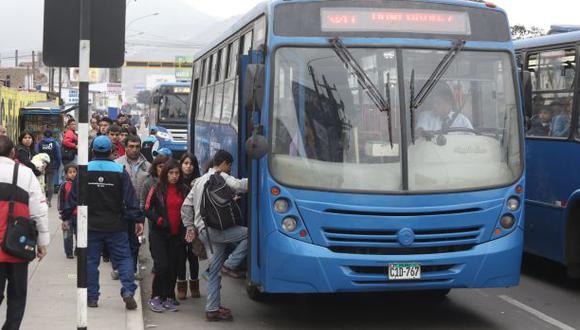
[416,111,473,131]
[182,168,248,231]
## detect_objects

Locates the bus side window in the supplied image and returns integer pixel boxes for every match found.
[229,40,240,78]
[197,87,207,120]
[242,31,253,55]
[526,49,576,138]
[211,53,219,84]
[204,86,215,122]
[202,58,209,87]
[221,80,235,124]
[231,80,239,132]
[219,47,228,82]
[212,83,225,123]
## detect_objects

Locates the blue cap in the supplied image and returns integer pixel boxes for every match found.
[149,126,158,133]
[153,148,172,158]
[93,136,112,152]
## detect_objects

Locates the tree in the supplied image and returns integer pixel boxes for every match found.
[511,24,546,40]
[136,90,151,105]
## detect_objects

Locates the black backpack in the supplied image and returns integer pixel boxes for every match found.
[38,140,57,163]
[200,173,241,231]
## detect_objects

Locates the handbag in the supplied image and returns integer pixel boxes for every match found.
[1,164,38,262]
[61,145,76,161]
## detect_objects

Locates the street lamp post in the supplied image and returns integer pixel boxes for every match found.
[126,12,159,31]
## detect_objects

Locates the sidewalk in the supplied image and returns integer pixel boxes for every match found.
[0,197,144,330]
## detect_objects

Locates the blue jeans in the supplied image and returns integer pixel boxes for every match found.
[87,230,137,301]
[200,226,247,312]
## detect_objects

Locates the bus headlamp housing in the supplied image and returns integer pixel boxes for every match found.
[274,198,289,213]
[500,214,516,229]
[268,183,312,243]
[507,197,520,211]
[281,217,297,232]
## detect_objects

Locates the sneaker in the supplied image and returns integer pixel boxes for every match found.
[206,308,233,322]
[111,270,119,280]
[163,298,179,312]
[87,300,98,308]
[148,297,164,313]
[123,294,138,310]
[221,266,246,279]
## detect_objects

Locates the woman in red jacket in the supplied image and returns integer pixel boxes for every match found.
[62,119,78,165]
[144,159,190,313]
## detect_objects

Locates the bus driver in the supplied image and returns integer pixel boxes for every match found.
[416,83,473,133]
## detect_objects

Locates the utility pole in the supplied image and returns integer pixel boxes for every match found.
[58,67,63,104]
[15,50,18,67]
[32,51,36,88]
[77,0,91,329]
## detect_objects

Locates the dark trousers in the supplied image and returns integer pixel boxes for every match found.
[112,223,140,273]
[0,262,28,330]
[149,230,181,299]
[177,242,199,281]
[87,230,137,301]
[45,168,57,203]
[63,221,77,256]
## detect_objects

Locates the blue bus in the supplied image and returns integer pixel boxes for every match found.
[189,0,525,298]
[149,82,190,158]
[515,31,580,278]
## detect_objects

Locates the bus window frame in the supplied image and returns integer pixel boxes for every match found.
[197,87,207,120]
[524,46,578,142]
[211,82,225,123]
[266,43,524,195]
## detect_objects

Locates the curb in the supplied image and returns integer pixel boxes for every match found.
[126,280,145,330]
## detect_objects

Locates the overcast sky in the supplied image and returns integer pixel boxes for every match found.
[0,0,579,57]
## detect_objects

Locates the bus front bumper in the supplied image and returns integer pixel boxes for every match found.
[261,228,523,293]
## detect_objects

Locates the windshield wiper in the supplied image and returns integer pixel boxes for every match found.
[330,37,393,148]
[409,39,466,143]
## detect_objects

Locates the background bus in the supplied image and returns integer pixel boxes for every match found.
[515,31,580,278]
[149,82,190,158]
[189,0,525,298]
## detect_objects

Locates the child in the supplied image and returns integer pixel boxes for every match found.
[58,164,78,259]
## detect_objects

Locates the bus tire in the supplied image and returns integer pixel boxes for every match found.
[566,201,580,279]
[247,284,265,301]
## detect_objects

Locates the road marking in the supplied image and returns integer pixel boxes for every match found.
[498,295,576,330]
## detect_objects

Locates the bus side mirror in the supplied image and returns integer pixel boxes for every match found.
[243,64,265,113]
[246,133,269,159]
[521,70,533,119]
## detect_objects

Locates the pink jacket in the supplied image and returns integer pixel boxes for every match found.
[63,129,78,149]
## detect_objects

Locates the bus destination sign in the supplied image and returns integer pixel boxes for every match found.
[320,8,471,35]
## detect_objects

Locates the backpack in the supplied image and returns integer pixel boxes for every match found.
[200,173,241,231]
[38,140,57,164]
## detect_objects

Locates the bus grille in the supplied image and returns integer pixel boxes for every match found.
[323,226,482,255]
[168,129,188,142]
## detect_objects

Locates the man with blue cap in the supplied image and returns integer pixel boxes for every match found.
[64,135,144,310]
[141,126,159,162]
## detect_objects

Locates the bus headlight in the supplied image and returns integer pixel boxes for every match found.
[500,214,516,229]
[507,197,520,211]
[281,217,297,232]
[274,199,289,213]
[156,131,172,140]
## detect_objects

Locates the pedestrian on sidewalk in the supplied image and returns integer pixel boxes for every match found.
[141,127,158,163]
[37,128,61,207]
[183,150,248,322]
[107,124,125,159]
[15,130,41,176]
[63,135,144,310]
[58,164,78,259]
[144,159,190,313]
[61,118,78,166]
[140,154,169,210]
[0,135,49,330]
[113,135,150,280]
[176,153,201,300]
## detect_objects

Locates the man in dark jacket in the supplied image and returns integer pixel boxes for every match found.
[37,128,61,207]
[64,136,144,310]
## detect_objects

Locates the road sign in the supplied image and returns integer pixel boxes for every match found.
[42,0,126,68]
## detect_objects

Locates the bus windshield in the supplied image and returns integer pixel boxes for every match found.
[270,47,522,193]
[158,93,188,123]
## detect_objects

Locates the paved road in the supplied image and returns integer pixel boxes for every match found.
[141,254,580,330]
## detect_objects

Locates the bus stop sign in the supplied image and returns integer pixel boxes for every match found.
[43,0,126,68]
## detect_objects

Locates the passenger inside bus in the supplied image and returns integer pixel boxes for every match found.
[528,107,553,136]
[415,83,473,133]
[550,98,572,137]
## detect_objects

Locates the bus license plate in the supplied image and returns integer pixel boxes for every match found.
[388,263,421,280]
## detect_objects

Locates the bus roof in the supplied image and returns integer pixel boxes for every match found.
[20,101,61,115]
[514,31,580,50]
[193,0,502,61]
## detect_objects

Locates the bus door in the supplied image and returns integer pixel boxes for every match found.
[238,51,265,287]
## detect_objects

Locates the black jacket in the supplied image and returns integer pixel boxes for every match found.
[144,183,189,237]
[16,145,41,176]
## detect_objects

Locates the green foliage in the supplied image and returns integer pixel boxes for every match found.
[511,24,546,40]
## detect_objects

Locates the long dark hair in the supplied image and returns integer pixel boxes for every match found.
[180,152,200,185]
[158,159,189,197]
[17,130,35,149]
[149,155,169,178]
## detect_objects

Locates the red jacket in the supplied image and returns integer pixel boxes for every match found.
[63,129,78,149]
[115,141,125,157]
[0,158,50,263]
